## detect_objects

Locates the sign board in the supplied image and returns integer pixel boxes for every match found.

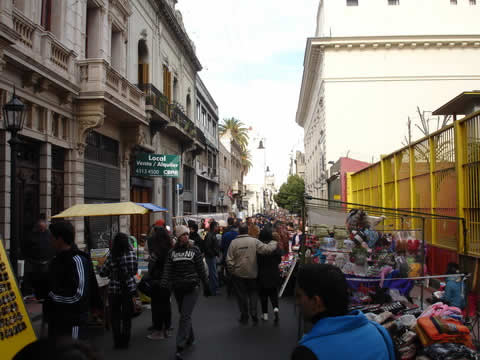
[0,239,37,359]
[135,153,180,178]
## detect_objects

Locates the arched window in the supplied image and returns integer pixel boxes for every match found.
[186,94,192,118]
[138,39,149,84]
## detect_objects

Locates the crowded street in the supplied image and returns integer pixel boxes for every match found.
[88,292,298,360]
[1,0,480,359]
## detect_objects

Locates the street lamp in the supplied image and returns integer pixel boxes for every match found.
[3,88,26,276]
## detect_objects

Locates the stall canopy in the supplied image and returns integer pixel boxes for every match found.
[52,201,148,218]
[136,203,168,212]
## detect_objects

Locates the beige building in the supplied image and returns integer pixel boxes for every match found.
[220,131,244,214]
[218,142,232,213]
[0,0,218,256]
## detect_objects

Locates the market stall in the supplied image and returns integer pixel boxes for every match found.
[297,197,478,356]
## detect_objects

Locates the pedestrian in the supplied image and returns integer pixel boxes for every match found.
[226,223,278,325]
[46,221,97,340]
[160,225,212,360]
[442,262,466,309]
[99,233,138,349]
[22,218,54,299]
[257,225,282,323]
[189,222,204,254]
[247,217,260,239]
[291,264,395,360]
[204,221,220,296]
[146,226,173,340]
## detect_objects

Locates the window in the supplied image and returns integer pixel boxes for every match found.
[183,166,193,191]
[346,0,358,5]
[388,0,399,4]
[201,108,207,127]
[85,131,119,166]
[163,65,172,102]
[196,101,201,123]
[207,115,211,132]
[111,29,122,72]
[213,122,217,138]
[41,0,52,30]
[224,156,227,167]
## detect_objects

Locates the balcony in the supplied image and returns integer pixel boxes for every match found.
[137,83,169,125]
[77,59,146,124]
[165,103,197,143]
[9,8,77,91]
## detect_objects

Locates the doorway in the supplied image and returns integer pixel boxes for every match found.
[130,186,152,241]
[15,140,40,259]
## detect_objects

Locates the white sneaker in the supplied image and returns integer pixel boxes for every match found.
[273,307,279,313]
[262,313,268,321]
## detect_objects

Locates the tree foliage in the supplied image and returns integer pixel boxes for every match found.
[274,175,305,214]
[219,117,249,150]
[240,148,253,175]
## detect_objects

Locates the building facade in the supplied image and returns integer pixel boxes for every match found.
[194,75,219,214]
[220,131,244,214]
[326,157,370,203]
[296,0,480,200]
[218,141,232,213]
[0,0,222,255]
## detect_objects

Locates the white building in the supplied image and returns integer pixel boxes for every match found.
[296,0,480,199]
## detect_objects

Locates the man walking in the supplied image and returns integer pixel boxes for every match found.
[226,223,277,325]
[46,221,96,340]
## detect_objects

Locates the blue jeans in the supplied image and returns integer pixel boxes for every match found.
[206,257,218,295]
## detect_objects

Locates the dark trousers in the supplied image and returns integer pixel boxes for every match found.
[48,318,87,341]
[231,276,258,319]
[259,287,279,314]
[151,286,172,331]
[109,294,133,347]
[174,286,199,350]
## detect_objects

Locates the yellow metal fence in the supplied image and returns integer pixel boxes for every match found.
[351,111,480,257]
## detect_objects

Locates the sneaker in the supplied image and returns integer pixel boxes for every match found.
[262,313,268,321]
[147,331,165,340]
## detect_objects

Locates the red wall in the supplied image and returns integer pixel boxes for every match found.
[339,157,371,202]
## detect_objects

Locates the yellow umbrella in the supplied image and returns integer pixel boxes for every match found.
[52,201,149,218]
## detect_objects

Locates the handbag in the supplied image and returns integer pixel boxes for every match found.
[138,273,154,298]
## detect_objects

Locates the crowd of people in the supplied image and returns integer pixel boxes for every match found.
[14,214,401,360]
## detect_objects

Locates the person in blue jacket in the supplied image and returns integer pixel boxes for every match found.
[443,262,466,310]
[291,264,395,360]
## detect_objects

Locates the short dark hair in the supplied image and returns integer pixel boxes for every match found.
[112,232,130,258]
[238,223,249,235]
[187,220,196,228]
[49,221,75,245]
[189,223,198,232]
[227,217,234,226]
[297,264,349,317]
[209,221,218,232]
[446,262,460,275]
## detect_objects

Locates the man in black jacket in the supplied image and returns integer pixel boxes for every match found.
[46,221,96,340]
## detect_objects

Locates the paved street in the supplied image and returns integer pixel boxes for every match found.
[89,294,299,360]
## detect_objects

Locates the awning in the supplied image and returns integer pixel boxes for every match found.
[136,203,168,212]
[52,202,149,218]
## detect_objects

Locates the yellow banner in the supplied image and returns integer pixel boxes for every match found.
[0,239,37,359]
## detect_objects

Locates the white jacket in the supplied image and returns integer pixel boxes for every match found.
[226,234,278,279]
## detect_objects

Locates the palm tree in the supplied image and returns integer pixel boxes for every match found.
[240,148,253,175]
[219,117,249,150]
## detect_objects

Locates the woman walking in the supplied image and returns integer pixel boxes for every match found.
[257,224,282,324]
[204,221,220,295]
[100,233,138,349]
[147,226,173,340]
[161,225,212,359]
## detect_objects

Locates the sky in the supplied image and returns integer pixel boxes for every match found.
[176,0,319,186]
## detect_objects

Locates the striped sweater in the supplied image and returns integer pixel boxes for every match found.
[161,243,208,289]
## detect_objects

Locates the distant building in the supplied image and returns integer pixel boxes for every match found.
[218,142,232,213]
[295,151,306,179]
[327,157,370,203]
[220,131,244,213]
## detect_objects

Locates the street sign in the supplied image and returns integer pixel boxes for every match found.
[135,153,180,178]
[176,183,184,195]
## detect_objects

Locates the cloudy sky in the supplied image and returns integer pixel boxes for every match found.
[177,0,319,186]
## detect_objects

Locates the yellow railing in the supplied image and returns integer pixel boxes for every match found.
[351,111,480,257]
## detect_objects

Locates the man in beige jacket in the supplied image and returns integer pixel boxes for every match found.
[226,223,278,325]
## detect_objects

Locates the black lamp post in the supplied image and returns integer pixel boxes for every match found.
[3,88,26,276]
